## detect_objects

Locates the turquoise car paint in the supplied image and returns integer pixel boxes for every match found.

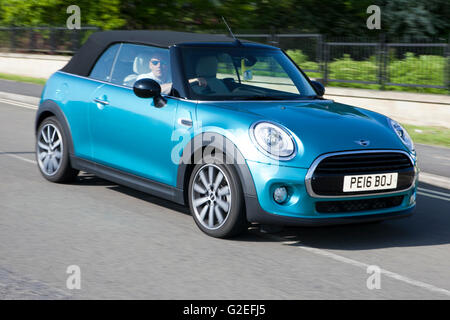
[40,69,417,222]
[246,159,416,219]
[89,83,179,185]
[36,33,418,228]
[40,72,102,161]
[199,100,410,168]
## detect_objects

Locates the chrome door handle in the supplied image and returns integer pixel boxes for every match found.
[178,118,193,127]
[93,98,109,105]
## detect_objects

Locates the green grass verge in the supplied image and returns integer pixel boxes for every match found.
[286,49,450,95]
[0,72,47,85]
[403,124,450,148]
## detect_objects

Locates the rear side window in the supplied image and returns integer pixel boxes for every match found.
[89,43,121,82]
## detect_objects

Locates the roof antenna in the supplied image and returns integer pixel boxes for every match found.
[222,16,242,46]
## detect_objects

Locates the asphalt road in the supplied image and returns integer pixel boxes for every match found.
[0,80,449,300]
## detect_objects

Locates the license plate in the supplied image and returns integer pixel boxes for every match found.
[343,173,398,192]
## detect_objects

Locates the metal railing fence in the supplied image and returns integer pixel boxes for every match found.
[0,27,448,92]
[0,27,99,54]
[235,33,449,92]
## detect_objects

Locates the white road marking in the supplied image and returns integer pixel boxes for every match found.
[1,93,449,298]
[2,146,450,297]
[0,98,37,110]
[431,155,450,163]
[4,95,448,189]
[419,172,450,190]
[417,191,450,202]
[268,235,450,297]
[2,148,449,203]
[0,151,37,164]
[418,187,450,197]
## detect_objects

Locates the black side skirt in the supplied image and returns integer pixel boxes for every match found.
[70,156,185,205]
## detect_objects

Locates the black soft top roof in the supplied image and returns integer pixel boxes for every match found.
[61,30,272,77]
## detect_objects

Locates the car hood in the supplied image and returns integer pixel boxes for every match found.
[207,99,408,167]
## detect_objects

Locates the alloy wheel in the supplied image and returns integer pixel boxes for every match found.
[37,123,63,176]
[191,164,232,230]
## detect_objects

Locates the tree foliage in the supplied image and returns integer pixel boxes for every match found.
[0,0,447,39]
[0,0,125,29]
[380,0,449,40]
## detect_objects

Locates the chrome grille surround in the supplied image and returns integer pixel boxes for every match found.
[305,150,416,199]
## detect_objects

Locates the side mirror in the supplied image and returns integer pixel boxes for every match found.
[244,55,257,67]
[243,70,253,81]
[311,80,325,97]
[133,78,166,108]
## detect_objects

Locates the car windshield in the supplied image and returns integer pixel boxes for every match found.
[180,46,317,101]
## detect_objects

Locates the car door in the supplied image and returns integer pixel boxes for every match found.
[89,43,179,186]
[62,43,121,160]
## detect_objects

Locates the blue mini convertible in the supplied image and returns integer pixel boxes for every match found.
[35,31,418,238]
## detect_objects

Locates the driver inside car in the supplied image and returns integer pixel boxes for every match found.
[136,52,173,94]
[131,52,211,94]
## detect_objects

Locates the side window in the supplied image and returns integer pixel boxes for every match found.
[110,43,171,89]
[89,43,120,82]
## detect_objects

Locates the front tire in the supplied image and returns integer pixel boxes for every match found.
[36,116,79,183]
[188,155,247,238]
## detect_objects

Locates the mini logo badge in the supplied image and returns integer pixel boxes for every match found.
[355,139,370,146]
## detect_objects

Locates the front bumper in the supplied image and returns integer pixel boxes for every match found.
[244,159,417,226]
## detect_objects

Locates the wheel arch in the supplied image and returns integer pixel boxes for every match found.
[35,99,75,156]
[176,132,257,206]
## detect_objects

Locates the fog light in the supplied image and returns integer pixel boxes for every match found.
[409,191,416,205]
[273,187,288,204]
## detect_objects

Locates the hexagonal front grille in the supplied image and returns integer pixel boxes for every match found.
[314,152,412,175]
[309,151,415,197]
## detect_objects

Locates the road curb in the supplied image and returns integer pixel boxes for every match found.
[0,90,39,106]
[419,172,450,190]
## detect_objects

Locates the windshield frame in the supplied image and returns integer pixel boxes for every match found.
[172,43,320,101]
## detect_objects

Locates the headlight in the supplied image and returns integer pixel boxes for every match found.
[250,121,296,159]
[388,118,414,151]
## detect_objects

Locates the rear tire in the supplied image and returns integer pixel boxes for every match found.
[36,116,79,183]
[188,154,248,238]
